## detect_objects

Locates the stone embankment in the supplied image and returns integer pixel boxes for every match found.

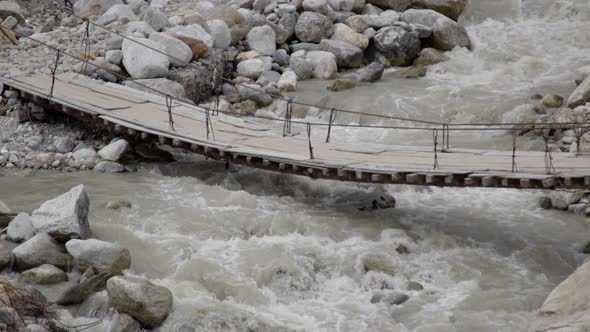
[0,185,174,331]
[1,0,471,115]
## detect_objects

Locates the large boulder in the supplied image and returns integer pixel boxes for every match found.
[73,0,123,18]
[246,25,276,56]
[0,1,24,23]
[410,0,467,20]
[65,239,131,275]
[99,4,136,25]
[149,32,192,67]
[237,58,266,79]
[567,76,590,108]
[98,139,129,162]
[331,23,369,50]
[549,190,585,210]
[432,18,471,51]
[365,0,410,11]
[124,78,187,99]
[277,70,297,92]
[7,212,35,243]
[306,51,338,79]
[12,233,70,271]
[107,276,173,327]
[319,39,363,68]
[295,12,334,43]
[122,38,169,79]
[31,185,91,241]
[207,19,232,49]
[174,35,209,61]
[369,25,421,66]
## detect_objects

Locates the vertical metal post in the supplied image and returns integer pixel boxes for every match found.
[512,129,518,173]
[326,108,336,143]
[307,122,314,160]
[166,95,175,131]
[432,128,439,170]
[48,50,61,98]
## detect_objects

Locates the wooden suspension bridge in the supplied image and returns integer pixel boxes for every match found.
[2,72,590,190]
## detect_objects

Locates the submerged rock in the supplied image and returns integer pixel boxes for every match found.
[107,276,173,327]
[111,313,141,332]
[327,78,356,91]
[56,271,110,305]
[66,238,131,275]
[356,62,385,82]
[31,184,91,241]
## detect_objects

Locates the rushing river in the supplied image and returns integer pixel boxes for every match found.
[2,0,590,331]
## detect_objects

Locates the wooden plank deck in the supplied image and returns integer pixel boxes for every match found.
[3,72,590,190]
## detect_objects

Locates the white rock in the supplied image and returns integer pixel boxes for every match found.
[7,212,35,243]
[54,136,75,154]
[99,4,136,25]
[106,50,123,65]
[31,185,91,241]
[122,37,169,79]
[107,276,173,327]
[170,24,213,49]
[98,139,129,161]
[143,7,168,32]
[12,233,70,270]
[277,70,297,92]
[66,239,131,275]
[246,25,276,56]
[236,59,266,79]
[206,19,232,49]
[73,148,97,162]
[332,23,369,50]
[73,0,123,18]
[306,51,338,79]
[149,32,192,67]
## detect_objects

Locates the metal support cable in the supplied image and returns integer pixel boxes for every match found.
[307,122,314,160]
[433,128,439,170]
[326,108,336,143]
[166,95,175,131]
[543,129,556,175]
[512,129,518,173]
[48,50,61,98]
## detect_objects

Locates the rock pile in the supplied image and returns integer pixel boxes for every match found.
[1,0,472,115]
[539,190,590,217]
[0,185,174,331]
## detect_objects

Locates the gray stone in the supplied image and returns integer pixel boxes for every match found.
[277,70,297,92]
[1,15,17,29]
[382,292,410,305]
[550,190,585,210]
[73,0,123,18]
[107,276,173,327]
[66,238,130,275]
[539,196,552,210]
[366,0,410,11]
[272,49,290,66]
[73,148,98,163]
[0,1,25,22]
[56,271,110,306]
[122,38,169,79]
[124,78,187,99]
[94,161,126,173]
[414,47,448,65]
[256,70,281,87]
[355,62,384,82]
[98,139,129,162]
[236,84,273,107]
[328,0,356,11]
[7,212,34,243]
[332,23,369,49]
[295,12,334,43]
[106,50,124,65]
[12,233,70,271]
[319,39,363,68]
[410,0,467,20]
[105,36,124,50]
[0,307,24,331]
[143,7,168,32]
[432,18,471,51]
[366,11,400,28]
[207,19,232,49]
[32,185,91,241]
[99,4,136,25]
[369,25,421,66]
[24,324,50,332]
[110,313,141,332]
[26,135,43,150]
[19,264,68,284]
[149,32,192,67]
[170,24,214,49]
[237,59,266,79]
[290,42,321,53]
[567,76,590,109]
[289,56,314,80]
[247,25,276,56]
[0,241,10,271]
[306,51,338,79]
[302,0,333,14]
[400,8,450,27]
[54,136,75,153]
